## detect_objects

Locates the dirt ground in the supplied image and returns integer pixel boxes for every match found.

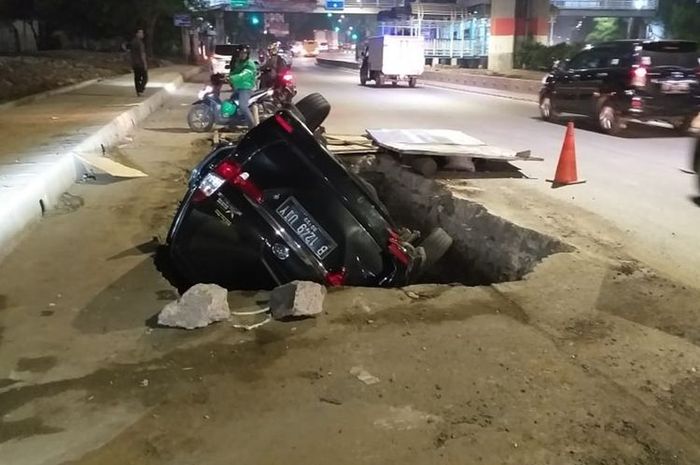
[1,84,700,465]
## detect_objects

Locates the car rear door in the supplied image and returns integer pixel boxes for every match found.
[639,41,699,113]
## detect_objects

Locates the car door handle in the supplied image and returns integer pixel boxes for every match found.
[572,74,580,78]
[596,72,608,77]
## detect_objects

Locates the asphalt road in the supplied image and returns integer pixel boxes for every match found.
[291,58,700,284]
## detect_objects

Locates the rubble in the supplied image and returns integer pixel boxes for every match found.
[158,284,231,330]
[350,366,380,385]
[269,281,326,319]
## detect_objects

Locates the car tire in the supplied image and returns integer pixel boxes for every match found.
[409,156,438,178]
[408,77,417,88]
[419,227,453,270]
[187,104,215,133]
[539,94,558,122]
[376,73,385,87]
[294,93,331,132]
[360,73,367,86]
[673,116,693,134]
[598,103,624,136]
[693,137,700,191]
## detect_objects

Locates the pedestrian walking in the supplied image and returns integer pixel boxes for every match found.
[130,28,148,96]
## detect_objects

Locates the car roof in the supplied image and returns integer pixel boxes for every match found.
[595,39,698,50]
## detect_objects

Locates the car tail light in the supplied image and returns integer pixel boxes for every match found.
[325,268,347,287]
[631,97,643,110]
[282,73,294,82]
[193,159,263,204]
[631,66,647,87]
[387,229,410,266]
[275,114,293,133]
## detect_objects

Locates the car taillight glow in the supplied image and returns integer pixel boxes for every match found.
[631,97,643,110]
[325,268,347,287]
[193,159,263,204]
[631,66,647,87]
[282,73,294,82]
[275,114,293,133]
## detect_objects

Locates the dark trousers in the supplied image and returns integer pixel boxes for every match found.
[133,65,148,94]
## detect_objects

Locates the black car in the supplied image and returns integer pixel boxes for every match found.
[694,136,700,192]
[540,40,700,135]
[167,94,451,290]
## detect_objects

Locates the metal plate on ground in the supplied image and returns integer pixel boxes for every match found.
[365,129,541,161]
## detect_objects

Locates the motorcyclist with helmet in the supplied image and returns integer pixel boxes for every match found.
[228,44,258,129]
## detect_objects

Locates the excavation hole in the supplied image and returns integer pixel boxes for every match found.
[356,155,574,286]
[156,156,573,292]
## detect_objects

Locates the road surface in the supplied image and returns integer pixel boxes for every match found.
[2,73,700,465]
[293,58,699,285]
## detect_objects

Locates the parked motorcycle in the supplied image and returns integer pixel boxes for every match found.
[187,73,274,133]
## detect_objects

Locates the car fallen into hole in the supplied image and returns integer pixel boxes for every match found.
[167,93,453,290]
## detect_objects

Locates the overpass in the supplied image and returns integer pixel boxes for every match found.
[205,0,405,14]
[550,0,658,17]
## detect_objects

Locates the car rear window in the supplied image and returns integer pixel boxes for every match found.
[642,42,699,68]
[214,45,238,56]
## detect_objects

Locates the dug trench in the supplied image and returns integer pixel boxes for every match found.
[157,152,573,292]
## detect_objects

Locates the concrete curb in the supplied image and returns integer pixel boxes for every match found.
[316,57,359,70]
[0,66,202,259]
[316,57,541,100]
[0,78,103,111]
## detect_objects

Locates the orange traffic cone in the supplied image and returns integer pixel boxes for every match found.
[547,122,586,188]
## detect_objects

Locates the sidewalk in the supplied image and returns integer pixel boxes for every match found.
[0,65,200,257]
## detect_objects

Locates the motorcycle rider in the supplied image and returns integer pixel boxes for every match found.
[228,45,258,129]
[261,42,286,90]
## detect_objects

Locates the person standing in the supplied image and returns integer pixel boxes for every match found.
[228,45,258,129]
[130,28,148,96]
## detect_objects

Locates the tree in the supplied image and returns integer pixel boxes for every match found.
[658,0,700,43]
[585,17,624,43]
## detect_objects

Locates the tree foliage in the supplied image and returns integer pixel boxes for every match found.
[658,0,700,43]
[585,18,625,44]
[0,0,206,53]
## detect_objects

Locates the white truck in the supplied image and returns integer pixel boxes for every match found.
[360,35,425,88]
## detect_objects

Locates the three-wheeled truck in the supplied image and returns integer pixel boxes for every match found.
[360,35,424,88]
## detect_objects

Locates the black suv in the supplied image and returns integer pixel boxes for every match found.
[168,94,452,290]
[540,40,700,135]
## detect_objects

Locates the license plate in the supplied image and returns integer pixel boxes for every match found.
[661,81,690,94]
[276,197,337,260]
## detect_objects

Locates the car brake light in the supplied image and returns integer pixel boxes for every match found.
[282,73,294,82]
[631,66,647,87]
[193,159,263,204]
[275,114,293,133]
[631,97,643,110]
[325,268,346,287]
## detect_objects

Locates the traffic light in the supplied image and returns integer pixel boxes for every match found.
[249,14,261,26]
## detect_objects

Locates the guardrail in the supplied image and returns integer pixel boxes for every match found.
[551,0,658,9]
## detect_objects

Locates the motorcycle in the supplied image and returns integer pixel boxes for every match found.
[257,67,297,117]
[187,73,274,133]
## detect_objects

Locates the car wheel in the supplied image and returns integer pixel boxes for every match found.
[539,95,558,122]
[360,73,367,86]
[187,104,214,133]
[694,138,700,191]
[376,73,385,87]
[419,228,453,270]
[408,77,417,88]
[598,103,623,136]
[673,116,693,134]
[294,93,331,132]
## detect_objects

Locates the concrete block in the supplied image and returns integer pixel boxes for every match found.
[158,284,231,330]
[270,281,326,319]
